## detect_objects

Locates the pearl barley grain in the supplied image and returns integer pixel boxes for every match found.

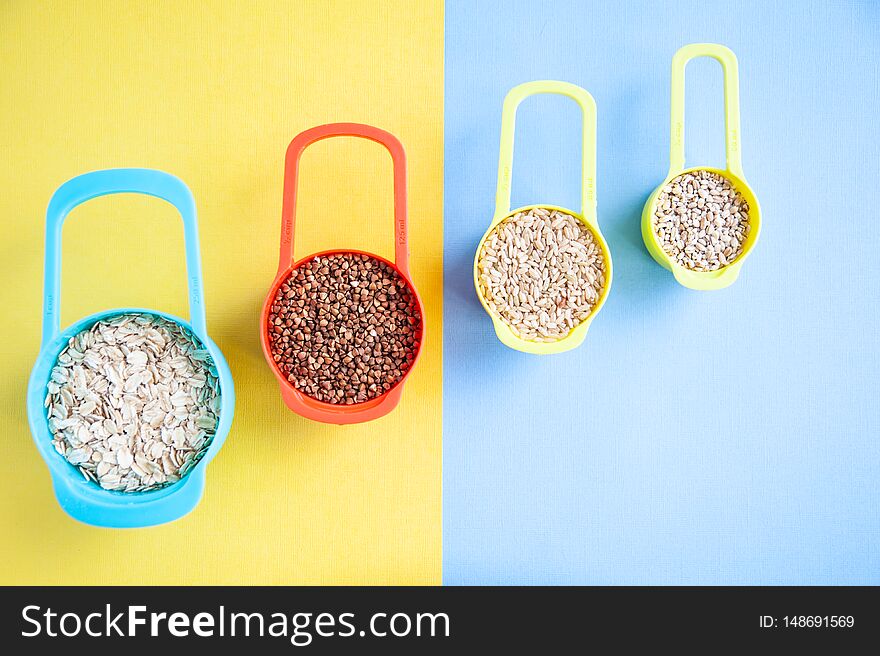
[652,170,750,271]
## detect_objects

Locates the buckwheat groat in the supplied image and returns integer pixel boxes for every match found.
[267,253,421,404]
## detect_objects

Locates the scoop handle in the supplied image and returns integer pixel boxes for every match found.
[495,80,597,224]
[279,123,409,276]
[41,168,208,347]
[669,43,743,177]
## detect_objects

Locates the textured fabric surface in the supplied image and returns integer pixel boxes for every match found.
[0,0,443,585]
[443,0,880,584]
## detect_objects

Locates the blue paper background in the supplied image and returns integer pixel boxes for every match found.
[443,0,880,584]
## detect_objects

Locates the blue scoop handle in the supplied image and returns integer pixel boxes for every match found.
[42,168,207,346]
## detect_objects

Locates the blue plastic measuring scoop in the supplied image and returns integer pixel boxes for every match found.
[26,169,235,528]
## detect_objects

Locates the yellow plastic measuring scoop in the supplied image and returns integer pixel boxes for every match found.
[473,80,612,355]
[641,43,761,290]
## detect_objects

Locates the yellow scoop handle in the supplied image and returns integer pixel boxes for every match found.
[495,80,597,226]
[669,43,743,178]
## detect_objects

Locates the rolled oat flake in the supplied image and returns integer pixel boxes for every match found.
[45,313,221,493]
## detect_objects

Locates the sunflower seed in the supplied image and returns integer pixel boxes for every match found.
[477,208,607,342]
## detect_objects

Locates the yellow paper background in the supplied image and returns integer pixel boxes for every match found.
[0,0,442,584]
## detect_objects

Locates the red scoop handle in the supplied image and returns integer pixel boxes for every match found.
[278,123,409,276]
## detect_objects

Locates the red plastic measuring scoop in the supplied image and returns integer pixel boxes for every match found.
[260,123,425,424]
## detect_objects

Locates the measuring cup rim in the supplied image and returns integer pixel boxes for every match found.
[27,307,234,503]
[473,204,613,354]
[644,166,761,276]
[260,249,425,410]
